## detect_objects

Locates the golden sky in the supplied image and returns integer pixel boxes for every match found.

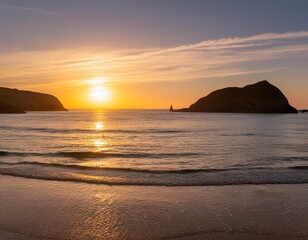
[1,31,308,109]
[1,1,308,109]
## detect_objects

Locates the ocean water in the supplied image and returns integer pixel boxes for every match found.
[0,110,307,186]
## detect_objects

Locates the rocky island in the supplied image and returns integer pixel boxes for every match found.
[0,87,67,114]
[172,80,298,114]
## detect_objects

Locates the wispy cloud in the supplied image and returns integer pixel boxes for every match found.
[0,4,60,15]
[0,31,308,90]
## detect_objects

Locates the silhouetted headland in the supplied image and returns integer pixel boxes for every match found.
[0,87,67,114]
[173,80,298,114]
[302,109,308,113]
[0,105,26,114]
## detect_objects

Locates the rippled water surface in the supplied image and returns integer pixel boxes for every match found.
[0,110,307,186]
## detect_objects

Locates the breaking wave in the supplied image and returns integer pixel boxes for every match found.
[0,161,307,186]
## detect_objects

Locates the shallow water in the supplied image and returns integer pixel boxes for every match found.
[0,110,307,186]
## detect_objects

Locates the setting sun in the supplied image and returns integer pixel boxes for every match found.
[89,77,111,104]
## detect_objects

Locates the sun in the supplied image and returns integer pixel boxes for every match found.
[89,77,111,104]
[90,85,109,102]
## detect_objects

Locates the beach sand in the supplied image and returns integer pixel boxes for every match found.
[0,230,305,240]
[0,230,33,240]
[0,175,307,240]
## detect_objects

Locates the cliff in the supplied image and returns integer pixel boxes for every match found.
[0,105,26,114]
[174,80,298,114]
[0,87,67,113]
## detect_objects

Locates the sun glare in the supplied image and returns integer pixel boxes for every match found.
[89,77,111,104]
[90,86,109,102]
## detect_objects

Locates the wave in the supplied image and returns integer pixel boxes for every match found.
[284,156,308,161]
[0,151,44,157]
[220,133,278,137]
[0,125,188,134]
[0,161,246,173]
[2,151,307,164]
[0,170,307,187]
[0,150,202,159]
[289,166,308,170]
[55,151,202,159]
[0,151,9,156]
[232,156,308,168]
[0,162,307,186]
[1,161,307,173]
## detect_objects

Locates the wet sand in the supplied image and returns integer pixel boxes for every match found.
[176,233,308,240]
[1,230,307,240]
[0,175,307,240]
[0,230,33,240]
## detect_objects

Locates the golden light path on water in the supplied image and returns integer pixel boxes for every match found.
[93,119,109,152]
[95,122,104,130]
[93,120,107,151]
[79,113,115,169]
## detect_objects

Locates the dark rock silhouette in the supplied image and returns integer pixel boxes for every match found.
[302,109,308,113]
[174,80,298,114]
[0,105,26,114]
[170,105,174,111]
[0,87,68,113]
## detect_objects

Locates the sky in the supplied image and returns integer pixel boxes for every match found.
[0,0,308,109]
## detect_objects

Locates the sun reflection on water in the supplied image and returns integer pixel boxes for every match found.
[93,139,108,149]
[93,139,108,148]
[90,113,112,154]
[95,122,104,130]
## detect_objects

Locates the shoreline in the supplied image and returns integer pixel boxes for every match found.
[1,171,308,187]
[0,163,307,187]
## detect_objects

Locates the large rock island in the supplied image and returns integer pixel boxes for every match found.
[173,80,298,114]
[0,87,67,114]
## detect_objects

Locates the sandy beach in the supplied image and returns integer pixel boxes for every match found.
[1,230,306,240]
[0,175,307,240]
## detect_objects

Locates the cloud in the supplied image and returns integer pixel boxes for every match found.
[0,4,60,15]
[0,31,308,89]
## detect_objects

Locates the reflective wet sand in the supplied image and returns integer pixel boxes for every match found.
[0,175,307,240]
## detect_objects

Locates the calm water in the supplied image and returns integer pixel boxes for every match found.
[0,110,307,186]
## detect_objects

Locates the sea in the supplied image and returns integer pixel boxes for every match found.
[0,110,307,187]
